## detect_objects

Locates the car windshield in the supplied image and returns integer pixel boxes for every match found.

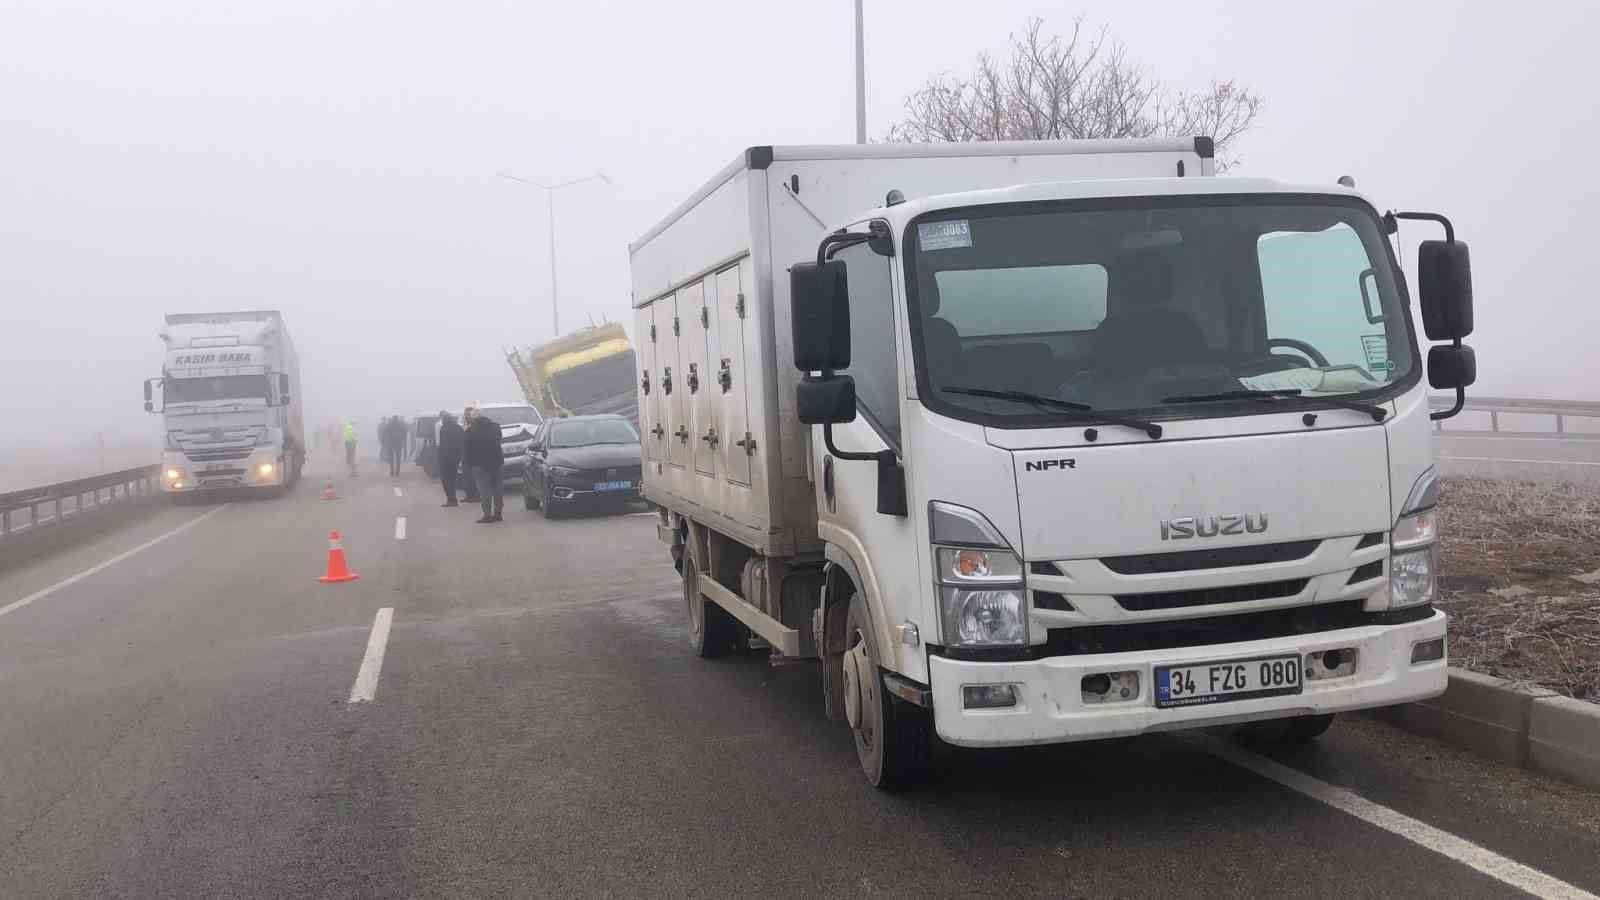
[481,406,541,428]
[549,419,639,447]
[163,374,269,404]
[907,196,1414,423]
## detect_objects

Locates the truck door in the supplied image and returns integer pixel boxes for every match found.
[638,303,660,462]
[715,261,752,486]
[686,280,719,477]
[664,291,689,469]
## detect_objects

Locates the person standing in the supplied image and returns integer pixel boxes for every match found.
[436,410,464,507]
[342,420,359,477]
[459,406,481,502]
[383,414,406,477]
[462,404,504,523]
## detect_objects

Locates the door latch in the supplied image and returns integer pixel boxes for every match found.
[640,371,651,395]
[687,363,699,394]
[718,358,732,393]
[701,429,719,448]
[735,432,757,454]
[674,426,690,444]
[662,367,673,395]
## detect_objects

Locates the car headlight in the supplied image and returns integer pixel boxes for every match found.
[1390,467,1439,608]
[549,465,580,477]
[931,502,1027,648]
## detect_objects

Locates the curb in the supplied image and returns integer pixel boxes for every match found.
[1368,667,1600,790]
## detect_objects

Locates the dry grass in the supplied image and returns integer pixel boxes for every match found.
[1436,477,1600,701]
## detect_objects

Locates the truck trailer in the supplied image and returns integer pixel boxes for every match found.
[630,138,1478,788]
[144,311,305,497]
[507,322,639,427]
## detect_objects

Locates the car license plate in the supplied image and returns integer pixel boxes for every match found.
[593,480,633,492]
[1155,653,1302,708]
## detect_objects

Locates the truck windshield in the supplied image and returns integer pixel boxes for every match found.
[905,195,1415,425]
[549,352,637,410]
[164,374,268,404]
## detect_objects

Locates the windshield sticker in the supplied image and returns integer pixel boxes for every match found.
[1360,334,1393,374]
[918,220,972,252]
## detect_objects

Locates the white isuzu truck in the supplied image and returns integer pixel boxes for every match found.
[630,139,1476,788]
[145,311,305,497]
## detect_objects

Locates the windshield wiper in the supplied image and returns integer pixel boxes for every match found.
[1161,389,1387,422]
[942,386,1162,439]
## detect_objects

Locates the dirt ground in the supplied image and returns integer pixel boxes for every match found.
[1436,477,1600,701]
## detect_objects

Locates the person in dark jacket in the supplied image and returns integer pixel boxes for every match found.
[435,410,465,506]
[382,415,408,477]
[462,405,504,522]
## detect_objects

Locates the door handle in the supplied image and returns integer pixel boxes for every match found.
[651,424,665,439]
[674,426,690,443]
[687,363,700,394]
[735,433,757,454]
[701,430,719,447]
[718,359,732,393]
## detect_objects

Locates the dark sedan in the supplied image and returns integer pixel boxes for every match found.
[522,415,643,517]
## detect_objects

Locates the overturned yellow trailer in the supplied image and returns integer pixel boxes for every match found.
[506,322,639,427]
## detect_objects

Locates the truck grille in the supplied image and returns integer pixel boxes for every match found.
[197,468,248,477]
[1100,540,1320,575]
[1114,578,1309,611]
[186,447,253,461]
[1042,599,1378,656]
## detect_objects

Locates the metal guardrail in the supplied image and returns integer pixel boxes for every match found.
[0,464,161,540]
[1430,395,1600,435]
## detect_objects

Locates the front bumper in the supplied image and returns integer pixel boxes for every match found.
[162,449,284,492]
[927,610,1447,747]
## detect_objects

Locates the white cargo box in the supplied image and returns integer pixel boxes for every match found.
[629,139,1214,557]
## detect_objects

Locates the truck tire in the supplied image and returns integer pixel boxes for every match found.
[843,590,931,789]
[683,548,737,658]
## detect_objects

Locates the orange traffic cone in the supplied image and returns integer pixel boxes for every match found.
[320,480,338,501]
[317,530,360,583]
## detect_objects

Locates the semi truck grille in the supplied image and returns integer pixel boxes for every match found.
[1100,540,1320,575]
[186,447,253,461]
[1114,578,1309,612]
[197,467,248,477]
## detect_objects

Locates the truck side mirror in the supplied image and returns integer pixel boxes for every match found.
[143,378,161,413]
[1417,239,1473,340]
[797,375,857,425]
[1427,344,1476,390]
[790,261,850,372]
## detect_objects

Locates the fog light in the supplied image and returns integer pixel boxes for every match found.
[1411,637,1446,664]
[1082,670,1141,704]
[1306,648,1358,681]
[172,481,184,489]
[962,684,1018,710]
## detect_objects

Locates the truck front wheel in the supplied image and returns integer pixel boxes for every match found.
[843,591,931,789]
[683,548,737,658]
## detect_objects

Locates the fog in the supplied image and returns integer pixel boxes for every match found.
[3,0,1596,469]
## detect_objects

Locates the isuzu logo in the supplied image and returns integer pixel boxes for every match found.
[1024,458,1076,471]
[1160,513,1268,540]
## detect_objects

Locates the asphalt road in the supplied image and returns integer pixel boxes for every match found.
[1436,431,1600,485]
[2,454,1598,898]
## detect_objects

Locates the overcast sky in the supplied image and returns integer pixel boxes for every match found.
[2,0,1596,448]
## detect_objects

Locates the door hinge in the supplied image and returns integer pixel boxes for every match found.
[700,306,709,328]
[649,323,657,342]
[735,293,746,318]
[673,316,680,336]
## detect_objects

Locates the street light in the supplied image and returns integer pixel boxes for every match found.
[854,0,866,143]
[497,171,613,336]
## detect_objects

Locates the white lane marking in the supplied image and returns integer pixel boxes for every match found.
[348,607,394,704]
[394,516,407,540]
[393,487,402,497]
[0,505,228,621]
[1439,455,1600,467]
[1197,735,1597,900]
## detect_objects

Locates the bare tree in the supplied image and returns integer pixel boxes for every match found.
[886,18,1264,171]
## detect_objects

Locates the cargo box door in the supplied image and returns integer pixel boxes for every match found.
[684,280,718,477]
[664,291,689,469]
[715,262,752,485]
[639,303,661,462]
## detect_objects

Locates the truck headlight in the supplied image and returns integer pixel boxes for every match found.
[165,467,185,480]
[931,502,1027,648]
[1390,467,1439,608]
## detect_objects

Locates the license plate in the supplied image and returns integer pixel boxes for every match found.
[1155,653,1302,708]
[593,480,633,492]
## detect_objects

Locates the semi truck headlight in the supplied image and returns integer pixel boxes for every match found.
[257,462,275,476]
[931,502,1028,648]
[1390,467,1439,608]
[165,468,184,480]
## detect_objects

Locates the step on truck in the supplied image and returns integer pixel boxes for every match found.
[630,139,1477,788]
[144,311,305,497]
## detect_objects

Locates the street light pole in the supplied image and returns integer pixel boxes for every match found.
[854,0,866,144]
[497,171,612,337]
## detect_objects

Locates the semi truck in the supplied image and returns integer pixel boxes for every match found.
[631,139,1477,788]
[507,322,639,427]
[144,311,305,497]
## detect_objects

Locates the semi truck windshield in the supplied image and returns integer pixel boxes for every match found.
[906,196,1415,425]
[164,374,269,404]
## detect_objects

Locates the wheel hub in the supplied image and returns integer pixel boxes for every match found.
[843,637,870,730]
